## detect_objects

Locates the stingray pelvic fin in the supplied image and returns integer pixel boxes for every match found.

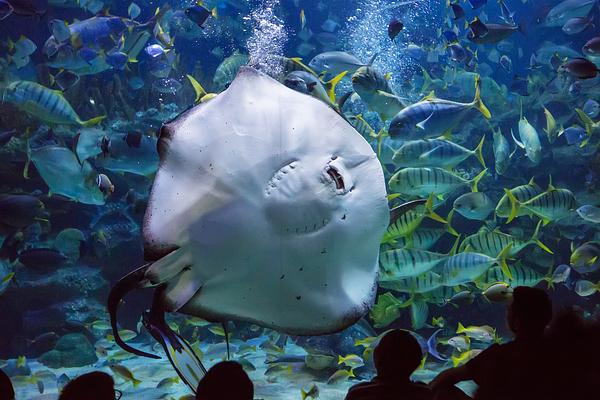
[144,289,207,393]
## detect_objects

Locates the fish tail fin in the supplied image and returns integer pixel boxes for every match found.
[445,209,459,237]
[367,52,379,66]
[530,220,554,254]
[575,108,594,141]
[132,378,142,388]
[448,233,461,256]
[456,322,466,334]
[211,7,218,18]
[503,188,521,223]
[81,115,106,127]
[497,244,513,280]
[470,168,487,192]
[451,354,461,367]
[301,389,308,400]
[144,4,171,29]
[325,70,347,103]
[186,74,207,103]
[473,134,486,168]
[472,75,491,119]
[517,20,526,35]
[337,355,345,364]
[420,67,432,94]
[424,194,447,224]
[543,264,555,290]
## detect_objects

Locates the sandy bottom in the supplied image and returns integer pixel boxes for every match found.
[10,338,478,400]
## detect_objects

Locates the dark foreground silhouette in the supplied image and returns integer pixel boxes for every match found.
[196,360,254,400]
[58,371,118,400]
[1,368,15,400]
[345,329,433,400]
[3,286,599,400]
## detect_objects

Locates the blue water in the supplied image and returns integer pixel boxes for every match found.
[0,0,599,398]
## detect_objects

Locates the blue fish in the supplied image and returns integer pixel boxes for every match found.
[185,5,215,28]
[563,126,587,145]
[450,1,465,20]
[443,30,458,42]
[467,0,487,9]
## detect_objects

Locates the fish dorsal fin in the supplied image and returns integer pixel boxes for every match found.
[420,90,436,102]
[528,176,536,186]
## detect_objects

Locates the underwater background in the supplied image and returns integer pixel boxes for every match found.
[1,0,600,398]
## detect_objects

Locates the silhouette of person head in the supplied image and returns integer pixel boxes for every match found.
[59,371,117,400]
[0,368,15,400]
[195,361,253,400]
[506,286,552,339]
[373,329,422,382]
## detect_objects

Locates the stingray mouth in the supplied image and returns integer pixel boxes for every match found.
[323,157,353,195]
[326,165,345,191]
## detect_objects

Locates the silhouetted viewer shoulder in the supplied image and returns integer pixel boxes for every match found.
[0,368,15,400]
[58,371,117,400]
[345,329,433,400]
[195,360,253,400]
[431,286,553,400]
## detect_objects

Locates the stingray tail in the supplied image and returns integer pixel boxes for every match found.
[143,289,207,393]
[107,263,160,359]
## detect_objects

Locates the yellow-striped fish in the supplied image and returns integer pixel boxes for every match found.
[3,81,105,126]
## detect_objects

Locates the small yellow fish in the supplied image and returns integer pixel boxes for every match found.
[16,355,26,368]
[483,283,514,303]
[156,376,180,389]
[326,368,355,385]
[1,272,15,284]
[300,9,306,30]
[456,322,496,342]
[185,316,211,327]
[106,329,137,342]
[10,374,37,386]
[301,382,319,400]
[90,320,111,331]
[107,350,136,362]
[337,354,364,369]
[109,364,141,387]
[451,349,482,367]
[432,316,446,328]
[95,344,108,357]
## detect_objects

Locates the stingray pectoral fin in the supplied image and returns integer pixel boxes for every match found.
[162,268,203,311]
[145,247,190,285]
[107,263,161,359]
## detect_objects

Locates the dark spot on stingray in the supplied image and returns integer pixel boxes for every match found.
[296,296,301,300]
[321,248,327,254]
[299,267,303,272]
[280,274,285,279]
[341,214,346,220]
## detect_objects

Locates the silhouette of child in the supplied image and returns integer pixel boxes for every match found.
[59,371,118,400]
[431,286,552,400]
[345,329,433,400]
[196,360,253,400]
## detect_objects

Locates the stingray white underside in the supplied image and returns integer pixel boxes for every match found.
[143,67,389,335]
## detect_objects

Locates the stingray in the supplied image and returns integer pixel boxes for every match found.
[108,67,389,392]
